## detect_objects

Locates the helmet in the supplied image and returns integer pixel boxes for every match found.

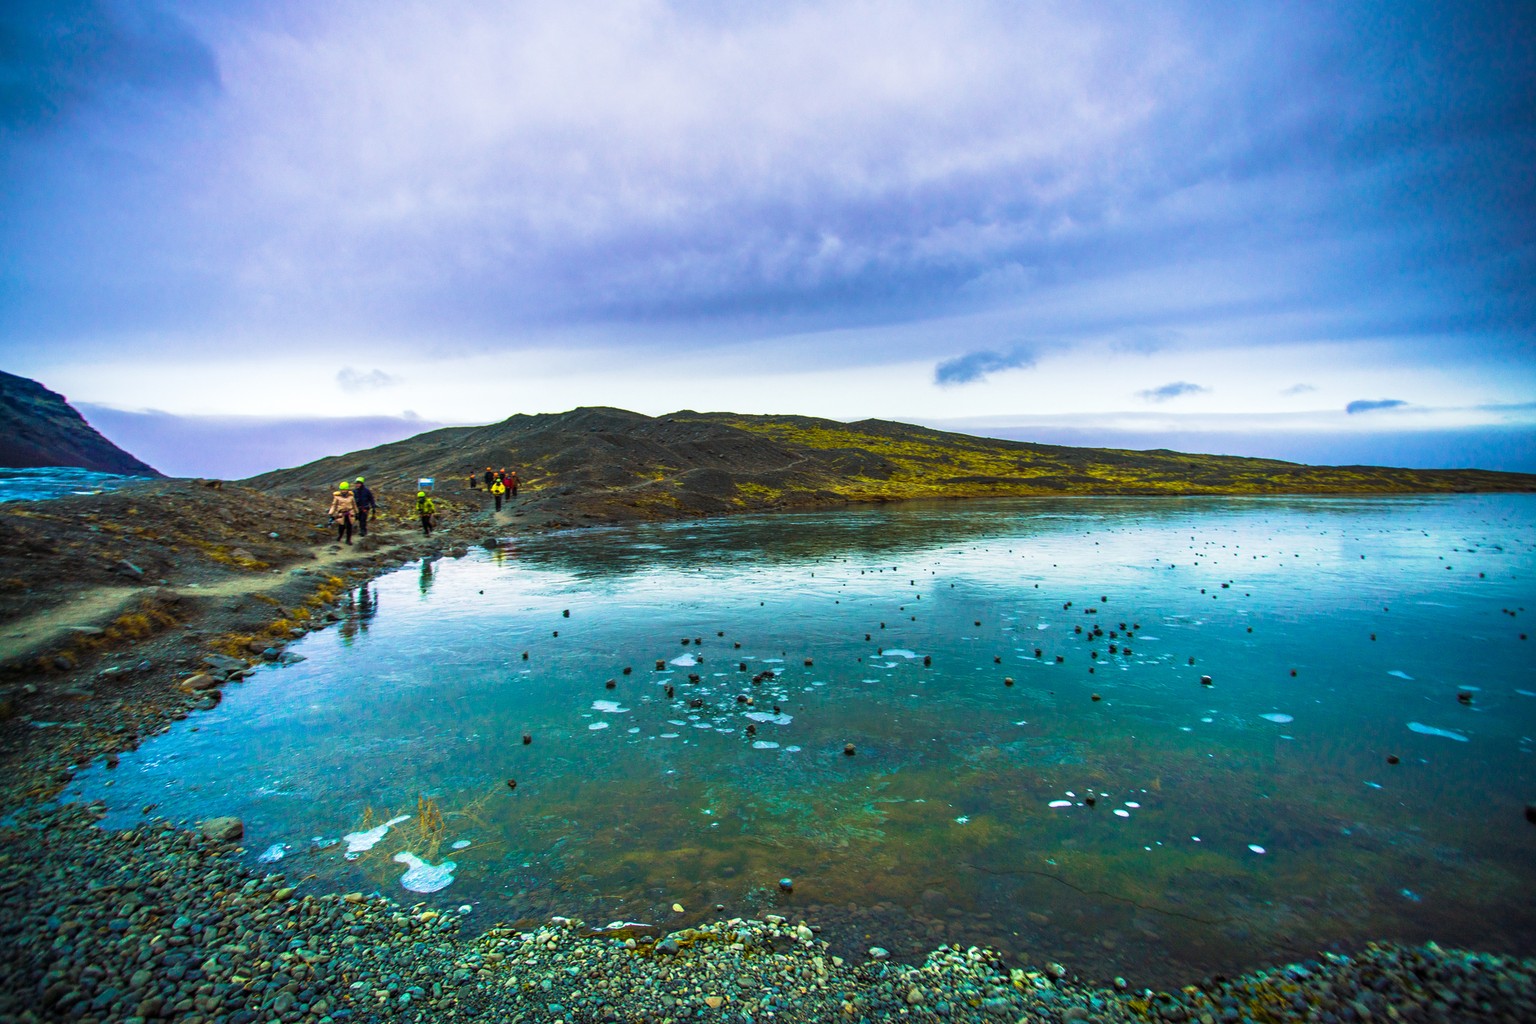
[339,481,349,489]
[355,476,365,482]
[417,490,426,497]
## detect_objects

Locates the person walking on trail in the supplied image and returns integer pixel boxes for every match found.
[352,476,377,536]
[490,476,506,512]
[329,481,359,545]
[483,466,494,490]
[507,469,519,497]
[467,474,477,490]
[415,490,437,537]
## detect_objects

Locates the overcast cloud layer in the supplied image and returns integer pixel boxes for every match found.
[3,0,1533,473]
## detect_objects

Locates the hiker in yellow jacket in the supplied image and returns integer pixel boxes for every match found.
[415,491,436,537]
[490,477,506,512]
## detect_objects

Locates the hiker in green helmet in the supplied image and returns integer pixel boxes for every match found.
[415,490,436,537]
[329,481,358,545]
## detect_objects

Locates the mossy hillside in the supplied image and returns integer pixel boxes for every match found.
[245,406,1536,526]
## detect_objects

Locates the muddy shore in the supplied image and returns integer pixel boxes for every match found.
[1,479,1533,1022]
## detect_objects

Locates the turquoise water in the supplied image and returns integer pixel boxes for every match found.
[0,467,150,503]
[70,495,1536,985]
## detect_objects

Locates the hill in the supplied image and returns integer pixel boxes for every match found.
[0,370,160,476]
[243,407,1536,525]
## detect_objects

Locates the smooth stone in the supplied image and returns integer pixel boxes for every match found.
[200,816,243,842]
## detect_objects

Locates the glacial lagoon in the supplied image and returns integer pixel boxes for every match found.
[70,495,1536,986]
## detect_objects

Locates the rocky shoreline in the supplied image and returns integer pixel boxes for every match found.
[2,481,1534,1022]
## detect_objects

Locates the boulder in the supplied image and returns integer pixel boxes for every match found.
[200,816,243,842]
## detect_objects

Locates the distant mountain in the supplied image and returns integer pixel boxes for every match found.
[0,371,160,476]
[244,406,1536,526]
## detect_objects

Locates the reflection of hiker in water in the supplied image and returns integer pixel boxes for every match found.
[419,559,434,596]
[415,490,436,536]
[352,476,376,536]
[357,583,376,632]
[328,481,358,545]
[491,476,506,511]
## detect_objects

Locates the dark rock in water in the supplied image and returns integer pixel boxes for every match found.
[1201,675,1213,686]
[200,816,243,842]
[778,877,794,892]
[0,370,161,474]
[1386,754,1400,765]
[1526,803,1536,825]
[1457,691,1473,705]
[622,666,632,675]
[844,743,856,756]
[656,660,666,671]
[923,655,932,666]
[605,678,616,689]
[562,609,570,618]
[1004,677,1014,686]
[522,733,532,745]
[522,651,529,660]
[506,779,517,790]
[1091,693,1101,701]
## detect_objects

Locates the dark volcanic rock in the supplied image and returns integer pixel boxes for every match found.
[0,371,160,475]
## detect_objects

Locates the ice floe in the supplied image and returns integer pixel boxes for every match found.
[1048,800,1072,808]
[1260,713,1294,724]
[1248,844,1267,854]
[257,843,289,863]
[743,711,793,725]
[1407,722,1468,742]
[393,851,456,893]
[752,741,780,749]
[588,721,609,730]
[1388,670,1414,680]
[591,700,630,714]
[343,814,410,857]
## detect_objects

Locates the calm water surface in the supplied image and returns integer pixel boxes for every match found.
[70,496,1536,986]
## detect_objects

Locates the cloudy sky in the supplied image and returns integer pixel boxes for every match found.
[3,0,1533,477]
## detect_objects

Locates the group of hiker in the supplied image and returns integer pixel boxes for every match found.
[327,476,441,542]
[470,466,519,512]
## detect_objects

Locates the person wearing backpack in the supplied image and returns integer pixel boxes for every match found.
[415,490,437,537]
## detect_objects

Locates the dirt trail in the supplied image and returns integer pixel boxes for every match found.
[0,532,430,669]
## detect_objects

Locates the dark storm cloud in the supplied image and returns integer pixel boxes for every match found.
[1140,382,1209,403]
[934,346,1038,386]
[1346,399,1408,415]
[0,0,219,133]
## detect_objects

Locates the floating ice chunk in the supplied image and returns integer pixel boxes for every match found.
[1388,670,1414,680]
[591,700,630,713]
[1248,844,1267,854]
[882,649,919,659]
[588,721,609,730]
[954,816,970,824]
[667,719,686,726]
[784,745,801,752]
[692,722,712,729]
[1113,809,1130,818]
[1364,781,1383,789]
[311,837,339,850]
[659,733,680,739]
[752,741,780,749]
[627,727,640,734]
[763,658,784,663]
[451,839,472,850]
[1260,713,1294,724]
[743,711,793,725]
[343,814,410,856]
[1400,888,1421,902]
[257,843,289,863]
[1200,717,1214,723]
[1124,801,1141,808]
[1036,623,1051,630]
[1517,690,1535,697]
[393,851,456,893]
[669,654,697,667]
[1407,722,1469,742]
[1048,800,1073,808]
